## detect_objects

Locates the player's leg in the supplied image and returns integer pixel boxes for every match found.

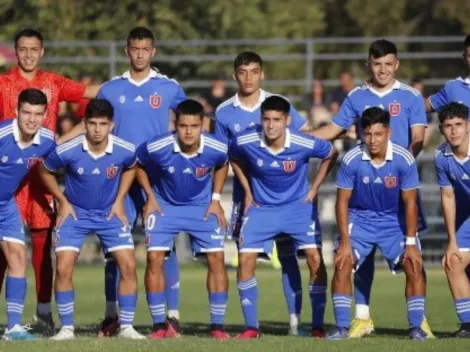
[164,248,180,325]
[97,253,120,337]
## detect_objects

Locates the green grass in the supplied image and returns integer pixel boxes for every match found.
[0,265,468,351]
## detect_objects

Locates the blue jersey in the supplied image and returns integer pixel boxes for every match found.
[97,69,187,146]
[336,141,420,223]
[0,119,55,206]
[434,140,470,225]
[429,77,470,114]
[332,80,427,148]
[137,132,228,206]
[43,135,137,211]
[230,126,333,206]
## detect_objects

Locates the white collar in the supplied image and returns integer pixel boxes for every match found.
[444,135,470,158]
[12,119,41,146]
[259,128,291,155]
[366,80,401,98]
[233,89,266,112]
[362,140,394,162]
[173,134,205,158]
[462,76,470,86]
[121,69,158,87]
[82,134,114,158]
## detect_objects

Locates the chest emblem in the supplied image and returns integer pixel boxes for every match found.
[283,160,296,173]
[384,176,397,188]
[389,102,401,116]
[106,166,118,179]
[150,94,162,109]
[27,157,41,169]
[196,167,210,177]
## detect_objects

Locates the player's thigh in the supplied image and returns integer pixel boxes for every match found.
[54,216,89,254]
[145,210,179,253]
[187,208,226,255]
[97,216,134,254]
[0,200,26,247]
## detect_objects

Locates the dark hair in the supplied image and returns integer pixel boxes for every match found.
[56,115,80,136]
[85,99,114,120]
[438,102,469,124]
[410,77,423,85]
[465,35,470,50]
[17,88,47,110]
[369,39,397,59]
[234,51,263,70]
[127,27,154,46]
[360,107,390,130]
[14,29,43,47]
[261,95,290,115]
[175,99,204,120]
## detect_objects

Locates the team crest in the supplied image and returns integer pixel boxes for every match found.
[196,167,209,177]
[1,156,8,163]
[119,95,126,104]
[384,176,397,188]
[363,176,369,184]
[234,124,241,132]
[257,159,264,167]
[389,102,401,116]
[149,94,162,108]
[283,160,296,173]
[106,166,118,179]
[27,157,41,169]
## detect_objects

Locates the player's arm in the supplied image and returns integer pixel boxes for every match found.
[425,84,448,113]
[424,97,434,113]
[84,84,102,99]
[306,143,339,201]
[206,161,229,228]
[408,95,427,157]
[401,188,418,240]
[56,122,85,145]
[409,125,425,157]
[135,163,163,218]
[335,187,354,269]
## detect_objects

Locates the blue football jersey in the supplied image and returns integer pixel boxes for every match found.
[429,77,470,114]
[336,142,420,223]
[332,80,427,148]
[97,69,187,146]
[137,132,228,206]
[43,135,137,211]
[0,119,55,206]
[230,126,333,206]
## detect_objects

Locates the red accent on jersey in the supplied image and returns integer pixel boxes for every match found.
[385,176,397,188]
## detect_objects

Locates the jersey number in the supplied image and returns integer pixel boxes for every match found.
[146,214,156,230]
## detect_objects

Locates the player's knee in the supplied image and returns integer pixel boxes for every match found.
[4,243,27,272]
[119,258,137,281]
[207,252,225,269]
[237,253,256,280]
[146,251,165,273]
[304,249,323,269]
[334,259,353,277]
[403,261,424,281]
[55,260,73,282]
[444,255,465,276]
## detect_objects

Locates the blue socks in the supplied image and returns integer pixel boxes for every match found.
[455,298,470,324]
[209,292,228,326]
[56,290,75,327]
[278,243,302,316]
[332,294,352,329]
[238,277,259,329]
[6,276,27,329]
[119,294,137,327]
[354,252,375,306]
[164,250,180,315]
[147,291,166,324]
[406,296,425,328]
[309,282,327,329]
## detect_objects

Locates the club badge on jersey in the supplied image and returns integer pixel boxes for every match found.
[389,102,401,116]
[106,166,118,179]
[149,94,162,109]
[195,167,209,177]
[385,176,397,188]
[283,160,296,173]
[27,157,42,169]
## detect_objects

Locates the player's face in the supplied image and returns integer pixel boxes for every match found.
[464,46,470,72]
[440,117,468,148]
[367,54,399,88]
[262,110,291,142]
[16,103,46,136]
[15,36,44,73]
[125,39,156,72]
[234,63,264,95]
[84,117,114,145]
[176,115,203,149]
[363,123,391,156]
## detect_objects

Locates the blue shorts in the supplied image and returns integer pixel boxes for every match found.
[238,201,322,255]
[145,202,225,254]
[55,206,134,254]
[456,216,470,252]
[0,199,25,245]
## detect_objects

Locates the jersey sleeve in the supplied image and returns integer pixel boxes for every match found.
[289,105,307,130]
[400,161,420,190]
[409,94,428,127]
[123,150,137,169]
[429,85,449,112]
[57,75,86,102]
[434,151,452,187]
[214,120,230,140]
[229,138,243,161]
[335,160,356,189]
[43,148,65,172]
[309,137,333,160]
[136,143,153,167]
[96,86,106,100]
[331,96,356,130]
[169,85,187,110]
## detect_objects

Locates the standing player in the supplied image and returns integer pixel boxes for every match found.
[311,39,431,337]
[136,100,230,340]
[0,89,55,340]
[230,96,338,339]
[329,107,430,340]
[434,103,470,338]
[0,28,99,334]
[215,51,315,335]
[425,36,470,113]
[38,99,144,340]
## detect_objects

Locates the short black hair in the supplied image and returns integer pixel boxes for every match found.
[85,99,114,120]
[175,99,204,120]
[410,77,423,85]
[360,107,390,130]
[369,39,397,59]
[261,95,290,115]
[465,35,470,50]
[17,88,47,110]
[438,102,469,124]
[56,115,80,136]
[127,27,154,46]
[14,29,43,47]
[234,51,263,70]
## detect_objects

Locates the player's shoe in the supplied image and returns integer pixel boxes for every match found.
[97,316,120,337]
[420,318,435,339]
[348,318,374,338]
[409,327,431,340]
[149,324,167,340]
[451,324,470,338]
[311,328,325,339]
[2,324,37,341]
[165,317,182,338]
[326,327,349,340]
[288,326,309,336]
[33,312,55,337]
[118,326,146,340]
[51,326,75,341]
[211,329,230,341]
[236,327,260,340]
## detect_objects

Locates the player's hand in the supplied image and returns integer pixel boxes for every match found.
[205,200,227,229]
[403,245,423,273]
[335,240,353,270]
[442,241,463,271]
[142,196,163,222]
[56,200,77,227]
[304,187,319,203]
[107,199,129,227]
[244,192,259,213]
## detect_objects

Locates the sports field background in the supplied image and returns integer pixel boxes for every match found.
[0,265,467,351]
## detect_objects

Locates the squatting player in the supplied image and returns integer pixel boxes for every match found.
[434,102,470,338]
[38,99,145,340]
[329,107,430,340]
[136,100,230,340]
[0,89,55,340]
[230,96,338,339]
